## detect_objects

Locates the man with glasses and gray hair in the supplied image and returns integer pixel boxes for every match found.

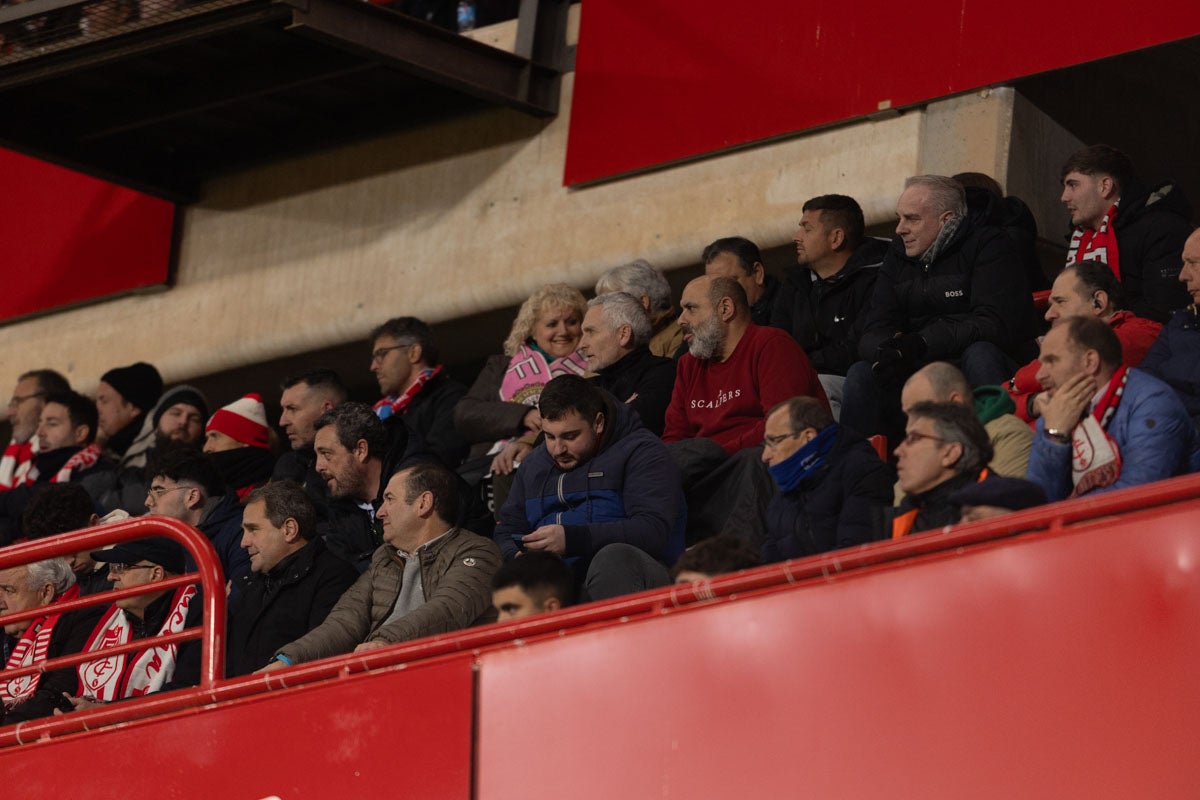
[891,401,995,538]
[578,292,676,436]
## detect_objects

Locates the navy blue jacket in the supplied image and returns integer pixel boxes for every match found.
[762,428,893,561]
[1140,306,1200,427]
[495,396,685,566]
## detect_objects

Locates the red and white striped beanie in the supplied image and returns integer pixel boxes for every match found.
[206,393,269,449]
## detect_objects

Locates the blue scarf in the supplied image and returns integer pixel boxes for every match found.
[768,424,839,492]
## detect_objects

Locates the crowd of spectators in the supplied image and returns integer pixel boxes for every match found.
[2,143,1200,725]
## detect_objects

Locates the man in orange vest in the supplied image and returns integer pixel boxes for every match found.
[891,401,993,538]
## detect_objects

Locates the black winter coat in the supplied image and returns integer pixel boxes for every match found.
[400,371,470,469]
[964,185,1048,291]
[762,428,893,561]
[225,538,359,676]
[591,346,676,436]
[771,237,889,375]
[858,219,1036,363]
[1110,180,1194,322]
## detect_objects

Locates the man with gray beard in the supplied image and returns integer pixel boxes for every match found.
[662,276,828,547]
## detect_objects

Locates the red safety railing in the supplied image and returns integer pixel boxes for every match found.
[4,470,1200,750]
[0,516,227,698]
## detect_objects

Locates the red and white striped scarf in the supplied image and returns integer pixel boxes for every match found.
[0,584,81,707]
[23,443,103,486]
[1067,203,1121,280]
[77,585,196,702]
[373,365,444,420]
[1070,365,1129,497]
[0,439,38,491]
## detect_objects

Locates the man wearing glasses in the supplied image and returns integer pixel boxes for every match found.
[61,537,201,712]
[2,369,71,492]
[760,396,892,562]
[891,401,994,538]
[368,316,469,469]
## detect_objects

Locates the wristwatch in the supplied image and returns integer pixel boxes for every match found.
[1045,428,1071,445]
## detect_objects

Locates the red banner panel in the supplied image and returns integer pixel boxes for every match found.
[0,149,174,323]
[565,1,1200,185]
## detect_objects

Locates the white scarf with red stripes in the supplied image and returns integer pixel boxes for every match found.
[0,584,81,707]
[23,443,103,485]
[0,438,39,491]
[77,585,196,701]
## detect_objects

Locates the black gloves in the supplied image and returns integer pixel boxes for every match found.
[871,332,926,384]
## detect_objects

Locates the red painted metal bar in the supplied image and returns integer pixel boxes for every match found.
[0,572,200,632]
[3,473,1198,747]
[0,516,227,691]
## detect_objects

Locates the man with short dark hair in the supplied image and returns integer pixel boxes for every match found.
[310,402,395,570]
[369,316,469,468]
[0,557,103,723]
[226,481,359,676]
[672,534,762,583]
[259,463,501,669]
[1027,316,1198,500]
[579,292,676,436]
[497,375,685,600]
[94,362,163,470]
[491,552,577,622]
[1008,260,1162,424]
[772,194,890,418]
[702,236,779,326]
[20,483,109,596]
[892,401,994,537]
[1060,144,1192,321]
[144,449,249,596]
[843,175,1037,441]
[273,368,348,492]
[760,396,892,561]
[0,390,112,543]
[2,368,71,491]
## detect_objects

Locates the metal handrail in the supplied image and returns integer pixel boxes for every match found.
[0,516,227,692]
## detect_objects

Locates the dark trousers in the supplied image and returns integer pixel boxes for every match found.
[666,438,776,551]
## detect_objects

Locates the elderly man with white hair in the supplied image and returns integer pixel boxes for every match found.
[0,557,103,723]
[578,292,677,436]
[595,259,685,359]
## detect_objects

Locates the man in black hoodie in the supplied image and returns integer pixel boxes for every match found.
[772,194,890,419]
[1060,144,1192,322]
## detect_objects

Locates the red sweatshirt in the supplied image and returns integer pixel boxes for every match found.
[1008,310,1163,423]
[662,324,828,454]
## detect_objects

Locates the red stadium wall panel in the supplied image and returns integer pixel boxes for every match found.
[564,1,1200,185]
[0,657,476,800]
[475,500,1200,798]
[0,149,174,324]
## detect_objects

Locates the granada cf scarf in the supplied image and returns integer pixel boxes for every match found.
[77,585,196,701]
[374,365,445,420]
[490,342,588,452]
[1067,203,1121,280]
[0,584,81,707]
[0,439,37,491]
[1069,365,1129,497]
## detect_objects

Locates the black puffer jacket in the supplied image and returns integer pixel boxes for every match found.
[762,427,893,561]
[858,218,1036,363]
[964,185,1048,291]
[1109,180,1194,322]
[771,237,889,375]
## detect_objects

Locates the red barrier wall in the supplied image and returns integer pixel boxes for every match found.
[0,657,475,799]
[565,1,1200,184]
[0,149,174,323]
[475,499,1200,798]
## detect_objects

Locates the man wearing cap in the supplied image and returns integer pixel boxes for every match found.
[0,558,103,723]
[259,462,500,670]
[949,476,1048,523]
[2,369,71,492]
[94,361,163,470]
[63,537,202,710]
[203,393,275,501]
[226,481,358,676]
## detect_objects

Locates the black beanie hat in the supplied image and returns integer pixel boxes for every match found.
[153,385,210,430]
[100,362,163,413]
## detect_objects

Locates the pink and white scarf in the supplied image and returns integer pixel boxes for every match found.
[77,585,196,701]
[491,343,588,452]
